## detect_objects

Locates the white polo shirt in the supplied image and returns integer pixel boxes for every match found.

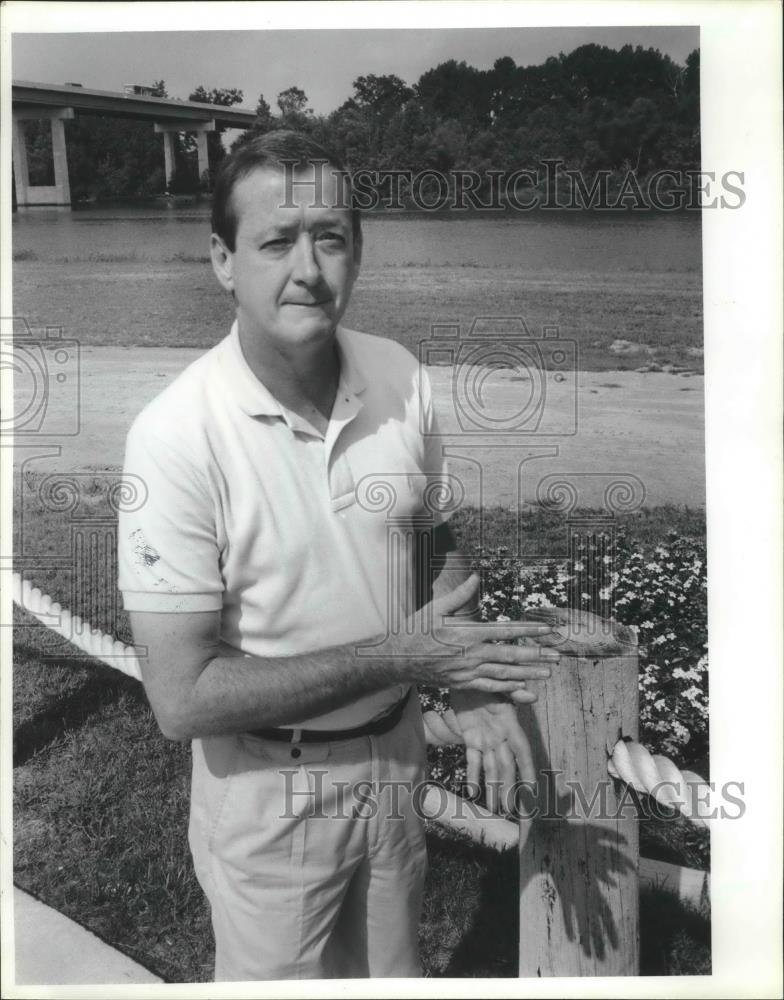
[118,322,451,729]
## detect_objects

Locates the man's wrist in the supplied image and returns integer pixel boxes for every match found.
[388,643,422,685]
[349,631,414,687]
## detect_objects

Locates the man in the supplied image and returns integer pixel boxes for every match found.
[118,131,558,980]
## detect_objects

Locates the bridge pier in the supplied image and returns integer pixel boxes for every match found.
[154,119,215,191]
[12,82,256,205]
[12,107,74,206]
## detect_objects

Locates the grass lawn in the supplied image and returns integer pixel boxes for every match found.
[12,499,710,979]
[13,259,703,372]
[13,641,710,981]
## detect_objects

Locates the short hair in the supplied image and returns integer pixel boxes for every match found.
[211,129,362,252]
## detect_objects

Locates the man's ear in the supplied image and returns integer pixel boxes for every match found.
[210,234,234,293]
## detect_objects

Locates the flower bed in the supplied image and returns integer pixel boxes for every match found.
[422,527,709,791]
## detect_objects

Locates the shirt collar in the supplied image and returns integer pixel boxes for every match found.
[221,321,366,419]
[221,321,285,418]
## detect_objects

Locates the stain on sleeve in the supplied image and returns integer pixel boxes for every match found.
[130,528,161,567]
[128,530,186,594]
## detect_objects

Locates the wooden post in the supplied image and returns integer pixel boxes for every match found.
[517,609,639,976]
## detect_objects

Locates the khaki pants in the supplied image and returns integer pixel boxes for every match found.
[188,693,428,980]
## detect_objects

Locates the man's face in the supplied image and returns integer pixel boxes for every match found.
[211,164,360,351]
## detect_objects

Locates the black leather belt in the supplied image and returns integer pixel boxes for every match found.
[248,688,412,744]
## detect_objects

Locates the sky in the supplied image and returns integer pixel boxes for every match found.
[12,25,699,115]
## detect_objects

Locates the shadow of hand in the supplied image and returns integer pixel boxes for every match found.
[550,820,635,959]
[519,783,636,963]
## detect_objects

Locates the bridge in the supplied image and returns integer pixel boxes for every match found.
[12,80,258,206]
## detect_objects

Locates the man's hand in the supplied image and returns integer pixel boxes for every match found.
[451,689,537,815]
[399,574,559,696]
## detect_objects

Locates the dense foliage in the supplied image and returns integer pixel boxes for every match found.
[21,43,699,202]
[312,46,700,181]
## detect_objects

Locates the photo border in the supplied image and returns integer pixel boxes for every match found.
[1,2,781,998]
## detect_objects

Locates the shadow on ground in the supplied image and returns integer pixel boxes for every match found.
[13,637,145,766]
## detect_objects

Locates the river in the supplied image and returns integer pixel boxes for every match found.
[12,203,701,274]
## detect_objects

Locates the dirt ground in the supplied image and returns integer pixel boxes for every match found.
[14,345,705,509]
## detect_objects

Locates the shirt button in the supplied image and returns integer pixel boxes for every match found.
[291,746,302,759]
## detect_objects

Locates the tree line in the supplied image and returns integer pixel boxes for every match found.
[19,44,699,204]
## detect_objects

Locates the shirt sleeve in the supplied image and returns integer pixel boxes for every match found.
[117,413,224,613]
[418,366,454,527]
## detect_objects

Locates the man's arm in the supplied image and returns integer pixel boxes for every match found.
[131,577,557,741]
[132,609,397,740]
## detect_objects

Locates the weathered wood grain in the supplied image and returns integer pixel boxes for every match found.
[518,609,639,977]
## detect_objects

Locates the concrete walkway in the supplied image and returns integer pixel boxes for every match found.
[13,346,705,508]
[13,887,162,986]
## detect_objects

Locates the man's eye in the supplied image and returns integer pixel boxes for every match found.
[260,238,290,251]
[317,232,346,245]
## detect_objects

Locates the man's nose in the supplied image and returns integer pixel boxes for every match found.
[291,234,320,284]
